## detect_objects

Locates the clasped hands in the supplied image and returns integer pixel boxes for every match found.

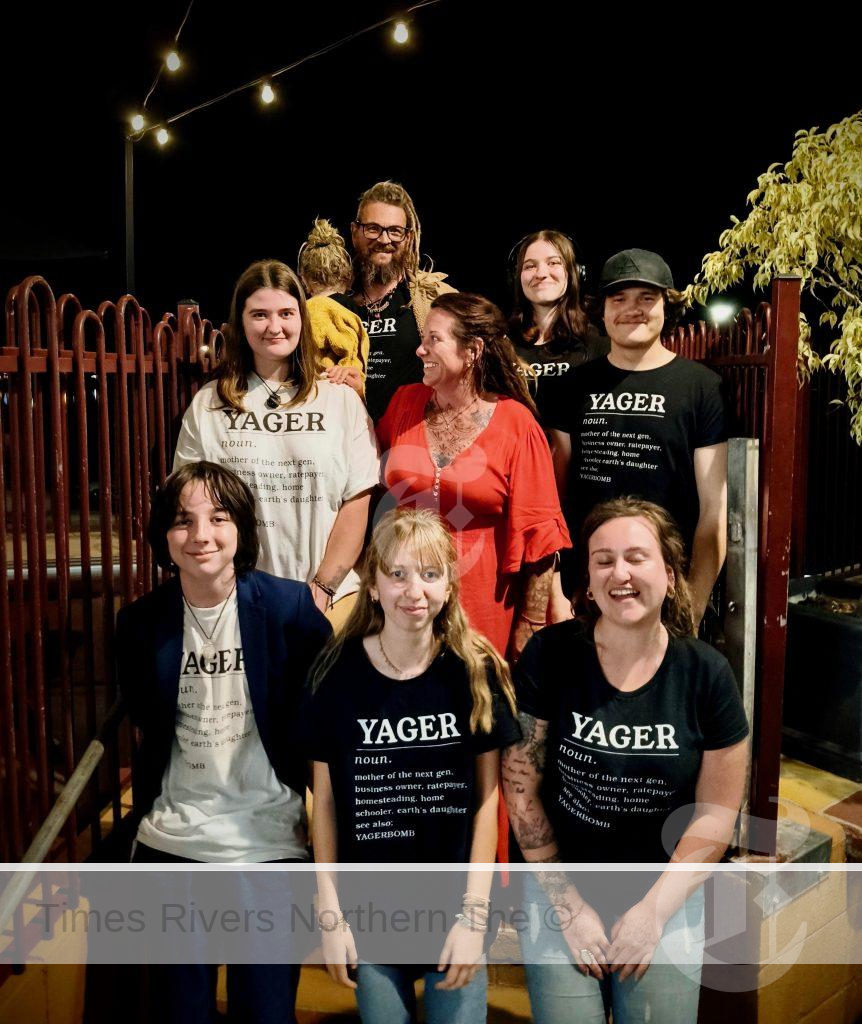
[557,897,663,983]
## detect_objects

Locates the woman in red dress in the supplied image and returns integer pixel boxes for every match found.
[376,292,570,661]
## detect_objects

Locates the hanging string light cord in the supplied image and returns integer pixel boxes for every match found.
[130,0,442,140]
[141,0,197,112]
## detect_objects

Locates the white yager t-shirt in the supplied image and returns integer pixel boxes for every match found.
[173,378,380,600]
[136,593,307,861]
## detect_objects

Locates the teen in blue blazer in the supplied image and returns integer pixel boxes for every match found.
[117,460,331,1024]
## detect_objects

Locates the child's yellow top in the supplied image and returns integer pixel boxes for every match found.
[306,295,369,377]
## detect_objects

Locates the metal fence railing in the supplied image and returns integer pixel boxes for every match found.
[663,276,802,851]
[1,276,221,866]
[0,273,802,876]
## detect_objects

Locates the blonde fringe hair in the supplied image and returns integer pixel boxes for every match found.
[297,218,353,294]
[574,497,696,638]
[216,259,320,412]
[309,508,517,733]
[355,181,421,278]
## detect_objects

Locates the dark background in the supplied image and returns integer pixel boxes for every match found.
[2,1,858,325]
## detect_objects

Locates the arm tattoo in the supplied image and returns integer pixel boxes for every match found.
[520,555,555,622]
[518,712,547,773]
[502,713,557,853]
[319,563,350,590]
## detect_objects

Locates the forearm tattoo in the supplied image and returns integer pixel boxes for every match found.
[502,713,557,853]
[520,555,555,622]
[319,564,350,590]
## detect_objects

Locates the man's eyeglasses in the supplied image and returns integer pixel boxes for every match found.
[353,221,410,243]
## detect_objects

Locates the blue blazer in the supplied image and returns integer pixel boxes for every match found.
[116,570,332,828]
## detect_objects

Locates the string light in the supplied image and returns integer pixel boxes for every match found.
[131,114,145,133]
[133,0,441,145]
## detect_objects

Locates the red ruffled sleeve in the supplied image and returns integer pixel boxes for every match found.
[502,408,571,573]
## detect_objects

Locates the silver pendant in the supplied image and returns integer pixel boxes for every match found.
[265,394,280,409]
[201,641,217,661]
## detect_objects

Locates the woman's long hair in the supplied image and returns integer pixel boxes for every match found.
[309,508,516,733]
[509,230,590,348]
[216,259,319,412]
[574,497,695,638]
[430,292,537,416]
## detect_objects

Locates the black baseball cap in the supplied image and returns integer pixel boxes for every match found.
[599,248,674,292]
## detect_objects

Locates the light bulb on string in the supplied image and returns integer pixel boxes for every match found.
[260,82,275,105]
[131,114,145,133]
[166,50,181,72]
[392,20,409,44]
[156,127,170,146]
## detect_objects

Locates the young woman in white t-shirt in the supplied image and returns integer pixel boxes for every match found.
[174,259,379,624]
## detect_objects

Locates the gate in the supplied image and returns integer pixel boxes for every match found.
[664,276,802,852]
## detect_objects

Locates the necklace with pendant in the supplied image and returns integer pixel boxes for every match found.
[362,285,398,320]
[184,581,236,661]
[256,373,287,410]
[427,394,480,497]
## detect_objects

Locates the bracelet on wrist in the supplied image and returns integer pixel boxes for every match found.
[461,892,491,908]
[455,912,489,933]
[311,576,337,597]
[518,613,546,627]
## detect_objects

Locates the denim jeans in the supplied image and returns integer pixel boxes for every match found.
[520,872,705,1024]
[354,963,488,1024]
[132,842,301,1024]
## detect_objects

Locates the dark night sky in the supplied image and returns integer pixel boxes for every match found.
[3,1,859,325]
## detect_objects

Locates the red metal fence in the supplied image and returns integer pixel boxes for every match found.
[0,276,221,863]
[0,274,802,867]
[664,276,802,850]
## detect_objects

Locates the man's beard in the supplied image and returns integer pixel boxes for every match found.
[354,245,410,292]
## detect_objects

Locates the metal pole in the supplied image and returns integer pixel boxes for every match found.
[0,700,126,937]
[124,137,135,295]
[725,437,760,853]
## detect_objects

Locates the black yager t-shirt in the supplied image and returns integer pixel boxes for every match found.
[514,620,749,868]
[303,637,521,863]
[514,328,610,426]
[544,355,727,552]
[333,283,422,422]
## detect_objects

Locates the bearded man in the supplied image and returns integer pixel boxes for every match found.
[332,181,455,420]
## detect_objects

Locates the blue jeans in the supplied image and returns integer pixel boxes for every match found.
[520,873,705,1024]
[132,842,300,1024]
[355,963,488,1024]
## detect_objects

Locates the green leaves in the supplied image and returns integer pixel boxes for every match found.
[691,111,862,443]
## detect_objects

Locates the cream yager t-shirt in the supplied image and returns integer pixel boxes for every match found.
[173,378,380,600]
[136,593,307,861]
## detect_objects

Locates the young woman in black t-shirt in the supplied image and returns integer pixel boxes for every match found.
[508,230,609,624]
[306,507,520,1023]
[502,497,749,1024]
[508,230,609,423]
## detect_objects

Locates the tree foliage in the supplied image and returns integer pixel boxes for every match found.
[690,112,862,443]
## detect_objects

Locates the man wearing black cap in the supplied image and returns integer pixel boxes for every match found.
[545,248,727,626]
